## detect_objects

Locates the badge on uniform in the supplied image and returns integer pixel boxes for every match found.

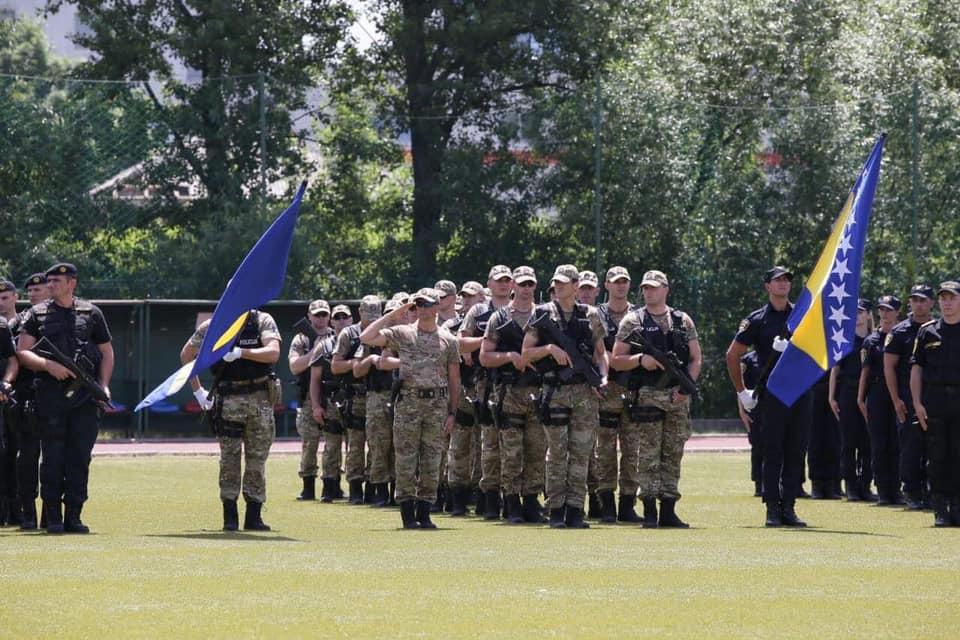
[738,318,750,334]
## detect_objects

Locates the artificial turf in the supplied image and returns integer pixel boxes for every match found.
[1,452,958,639]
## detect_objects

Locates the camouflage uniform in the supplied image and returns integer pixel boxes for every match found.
[442,314,479,492]
[357,343,396,485]
[596,302,638,497]
[334,324,368,485]
[290,329,332,479]
[380,323,459,503]
[189,312,280,504]
[310,333,347,485]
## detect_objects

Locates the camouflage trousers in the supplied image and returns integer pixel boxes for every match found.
[542,383,598,509]
[320,418,346,480]
[296,396,321,478]
[596,382,642,494]
[633,388,692,500]
[341,391,368,482]
[393,393,446,503]
[477,379,501,492]
[365,390,395,484]
[498,385,546,496]
[218,389,275,503]
[447,392,481,487]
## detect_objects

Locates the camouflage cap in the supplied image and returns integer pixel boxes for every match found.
[383,299,400,313]
[331,304,352,319]
[910,284,935,300]
[513,266,537,284]
[876,295,901,311]
[605,266,631,282]
[937,281,960,296]
[459,280,483,295]
[0,279,15,293]
[434,280,457,298]
[24,273,47,288]
[411,287,440,305]
[45,262,77,278]
[578,270,599,288]
[308,299,330,315]
[641,270,669,288]
[551,264,580,284]
[359,295,382,318]
[482,287,492,297]
[488,265,513,280]
[392,291,410,304]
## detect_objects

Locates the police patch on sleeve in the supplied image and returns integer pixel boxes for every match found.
[737,318,750,334]
[884,333,894,347]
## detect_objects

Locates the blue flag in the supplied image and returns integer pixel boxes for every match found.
[766,135,885,407]
[135,181,307,411]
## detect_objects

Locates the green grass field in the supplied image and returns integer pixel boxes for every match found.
[2,452,958,639]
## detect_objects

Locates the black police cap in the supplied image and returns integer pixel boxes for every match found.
[876,295,901,311]
[24,273,47,288]
[0,279,15,293]
[45,262,78,278]
[763,266,794,283]
[857,298,872,311]
[909,284,934,300]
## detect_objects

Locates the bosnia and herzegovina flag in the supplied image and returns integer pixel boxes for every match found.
[766,135,885,407]
[135,181,307,412]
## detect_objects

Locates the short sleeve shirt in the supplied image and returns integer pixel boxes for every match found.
[0,317,14,360]
[380,324,459,387]
[188,311,280,349]
[615,306,698,343]
[20,300,112,345]
[884,316,924,388]
[334,324,363,360]
[732,303,792,365]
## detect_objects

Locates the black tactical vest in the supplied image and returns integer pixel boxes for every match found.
[33,300,102,376]
[597,302,631,351]
[365,345,395,392]
[210,311,271,381]
[534,302,593,375]
[335,323,363,386]
[920,320,960,387]
[295,332,319,398]
[634,308,691,389]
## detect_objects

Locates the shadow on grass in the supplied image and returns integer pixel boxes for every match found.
[146,531,303,542]
[737,525,900,538]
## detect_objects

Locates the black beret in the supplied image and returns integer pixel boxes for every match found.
[0,279,15,293]
[24,273,47,288]
[45,262,78,278]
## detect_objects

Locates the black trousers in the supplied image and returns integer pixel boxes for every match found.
[896,393,927,496]
[760,392,812,504]
[38,402,100,507]
[837,382,871,486]
[925,391,960,498]
[808,381,840,483]
[0,407,17,503]
[866,381,900,496]
[747,411,764,484]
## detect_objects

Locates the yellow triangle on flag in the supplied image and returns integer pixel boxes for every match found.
[213,311,250,351]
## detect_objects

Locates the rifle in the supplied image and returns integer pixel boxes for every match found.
[32,337,111,405]
[293,317,319,341]
[627,331,699,397]
[528,310,604,389]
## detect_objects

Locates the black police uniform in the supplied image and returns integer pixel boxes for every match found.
[862,326,901,504]
[741,350,764,496]
[0,316,17,525]
[884,313,928,503]
[835,333,874,500]
[911,315,960,524]
[734,302,813,513]
[20,296,111,532]
[808,373,840,498]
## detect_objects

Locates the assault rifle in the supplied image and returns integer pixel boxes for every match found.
[627,331,699,397]
[293,317,319,341]
[528,311,604,389]
[32,337,111,405]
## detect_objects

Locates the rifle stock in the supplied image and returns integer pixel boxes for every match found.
[627,332,698,397]
[32,337,111,405]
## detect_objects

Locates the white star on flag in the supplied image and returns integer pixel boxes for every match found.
[832,348,844,362]
[830,328,849,348]
[837,234,854,256]
[828,305,850,326]
[832,257,851,280]
[828,282,849,304]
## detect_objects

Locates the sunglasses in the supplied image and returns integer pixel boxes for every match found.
[494,277,513,283]
[332,314,350,320]
[315,311,330,317]
[415,300,438,308]
[517,281,536,288]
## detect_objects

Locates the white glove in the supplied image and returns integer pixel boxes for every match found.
[738,389,758,412]
[772,336,790,353]
[193,387,214,411]
[222,346,243,362]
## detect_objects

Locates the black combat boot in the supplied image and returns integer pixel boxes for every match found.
[764,501,782,527]
[753,480,763,497]
[780,501,807,527]
[371,483,389,507]
[0,497,7,526]
[504,494,524,524]
[905,490,924,510]
[431,483,446,513]
[587,492,602,519]
[658,499,689,528]
[845,479,861,502]
[4,500,22,527]
[617,495,642,524]
[333,474,345,499]
[298,476,317,501]
[641,497,658,528]
[20,499,37,531]
[564,506,589,529]
[348,479,364,505]
[400,500,419,529]
[860,479,878,502]
[449,485,468,517]
[320,477,335,503]
[483,489,501,521]
[243,501,271,531]
[223,499,239,531]
[387,482,397,506]
[64,504,90,534]
[549,507,566,529]
[45,500,64,534]
[364,481,377,505]
[522,494,547,523]
[810,480,826,499]
[475,489,487,517]
[598,490,617,523]
[40,500,48,528]
[932,495,951,527]
[415,500,436,529]
[950,497,960,526]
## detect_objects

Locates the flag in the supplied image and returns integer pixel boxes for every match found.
[766,135,885,407]
[135,181,307,411]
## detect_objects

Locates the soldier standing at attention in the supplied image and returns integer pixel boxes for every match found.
[577,270,603,519]
[911,281,960,527]
[611,270,701,528]
[180,307,280,532]
[288,299,334,501]
[884,284,935,510]
[432,279,459,511]
[726,266,811,528]
[17,263,114,534]
[0,279,21,526]
[360,288,460,529]
[522,265,608,529]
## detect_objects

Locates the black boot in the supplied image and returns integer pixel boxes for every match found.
[810,480,826,499]
[587,492,602,519]
[522,494,547,523]
[905,490,924,510]
[933,495,951,527]
[348,479,364,505]
[780,501,807,527]
[658,498,689,528]
[641,497,658,528]
[449,485,468,517]
[222,499,239,531]
[860,480,878,502]
[753,480,763,497]
[298,476,316,501]
[504,494,524,524]
[371,483,389,507]
[387,482,397,506]
[765,501,782,527]
[483,489,501,520]
[845,479,861,502]
[415,500,436,529]
[45,500,64,534]
[431,484,446,513]
[4,500,22,527]
[333,474,345,499]
[400,500,419,529]
[475,490,487,517]
[364,481,377,505]
[320,478,335,503]
[596,490,616,523]
[0,497,7,526]
[20,499,37,531]
[64,504,90,534]
[950,497,960,526]
[617,495,642,524]
[39,500,48,529]
[564,506,590,529]
[549,506,566,529]
[243,501,271,531]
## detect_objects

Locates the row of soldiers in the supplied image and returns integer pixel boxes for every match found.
[288,264,702,529]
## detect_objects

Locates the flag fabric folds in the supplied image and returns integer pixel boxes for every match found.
[766,135,885,407]
[135,181,307,412]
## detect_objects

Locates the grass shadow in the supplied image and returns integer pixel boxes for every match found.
[146,531,303,542]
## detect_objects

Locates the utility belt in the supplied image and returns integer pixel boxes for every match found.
[217,376,269,396]
[495,369,541,388]
[542,371,587,387]
[406,386,448,400]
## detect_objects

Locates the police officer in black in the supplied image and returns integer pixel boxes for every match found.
[883,284,935,510]
[726,266,811,527]
[858,295,903,505]
[0,283,20,526]
[16,263,114,534]
[911,281,960,527]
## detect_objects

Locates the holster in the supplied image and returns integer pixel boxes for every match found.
[267,375,282,406]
